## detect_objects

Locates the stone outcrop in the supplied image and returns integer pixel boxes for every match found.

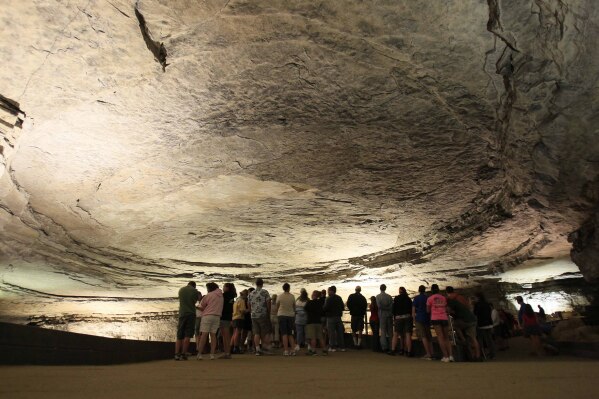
[570,211,599,283]
[0,0,598,333]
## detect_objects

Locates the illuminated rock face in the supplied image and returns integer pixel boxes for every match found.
[0,0,598,332]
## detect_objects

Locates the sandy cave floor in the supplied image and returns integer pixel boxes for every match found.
[1,338,598,399]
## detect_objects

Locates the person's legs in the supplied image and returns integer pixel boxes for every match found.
[220,322,232,355]
[530,334,542,355]
[326,318,337,349]
[483,329,496,358]
[464,324,480,359]
[296,324,305,348]
[391,321,399,352]
[370,321,380,352]
[422,335,433,357]
[209,332,217,355]
[197,331,209,359]
[175,316,185,358]
[380,314,391,352]
[433,324,448,359]
[271,315,280,346]
[404,332,412,354]
[443,325,453,358]
[252,318,262,351]
[335,317,345,349]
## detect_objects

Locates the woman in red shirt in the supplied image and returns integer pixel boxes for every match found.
[522,304,542,356]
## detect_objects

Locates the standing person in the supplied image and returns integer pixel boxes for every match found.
[248,278,272,356]
[195,291,203,355]
[391,287,414,357]
[244,287,255,353]
[516,296,527,327]
[319,289,328,346]
[295,288,309,351]
[522,304,543,356]
[219,283,237,359]
[412,285,433,360]
[427,284,453,363]
[538,305,547,323]
[473,293,496,360]
[491,304,508,351]
[323,286,346,352]
[376,284,393,354]
[369,296,381,352]
[276,283,297,356]
[346,286,368,349]
[446,286,470,309]
[175,281,199,360]
[197,282,224,360]
[448,293,481,361]
[305,290,328,356]
[270,294,280,348]
[231,289,248,354]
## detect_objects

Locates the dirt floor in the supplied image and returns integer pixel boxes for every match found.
[1,337,598,399]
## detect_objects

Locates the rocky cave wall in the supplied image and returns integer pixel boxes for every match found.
[0,0,598,333]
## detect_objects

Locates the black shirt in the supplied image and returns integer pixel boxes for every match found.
[347,292,368,316]
[392,293,413,316]
[323,294,344,317]
[221,291,236,321]
[305,299,324,324]
[473,301,493,327]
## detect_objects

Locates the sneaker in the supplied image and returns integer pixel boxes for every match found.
[307,350,317,356]
[283,351,290,356]
[174,354,182,361]
[339,348,346,352]
[255,350,262,356]
[322,350,329,356]
[421,355,432,360]
[210,354,215,360]
[291,351,297,356]
[441,357,450,363]
[449,356,455,362]
[329,347,337,352]
[294,345,300,352]
[196,354,203,360]
[180,354,188,360]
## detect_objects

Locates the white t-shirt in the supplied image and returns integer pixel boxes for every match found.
[276,292,296,317]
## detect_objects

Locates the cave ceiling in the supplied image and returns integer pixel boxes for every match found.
[1,0,598,318]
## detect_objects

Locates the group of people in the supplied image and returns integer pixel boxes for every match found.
[174,278,545,362]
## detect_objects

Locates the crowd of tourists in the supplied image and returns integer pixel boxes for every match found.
[174,278,547,362]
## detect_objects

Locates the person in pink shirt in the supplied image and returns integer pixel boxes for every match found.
[197,282,224,360]
[426,284,454,362]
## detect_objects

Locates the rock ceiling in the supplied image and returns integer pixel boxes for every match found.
[1,0,598,320]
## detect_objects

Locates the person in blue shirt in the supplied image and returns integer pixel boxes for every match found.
[412,285,433,360]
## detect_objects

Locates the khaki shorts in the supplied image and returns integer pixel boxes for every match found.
[415,321,432,339]
[252,316,272,337]
[200,315,220,334]
[305,323,324,341]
